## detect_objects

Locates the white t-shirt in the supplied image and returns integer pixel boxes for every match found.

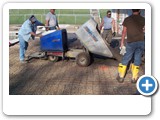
[46,12,58,27]
[103,16,113,29]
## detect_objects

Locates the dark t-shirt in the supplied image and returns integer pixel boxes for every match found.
[123,15,145,42]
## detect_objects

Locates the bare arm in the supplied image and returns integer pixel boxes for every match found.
[56,17,60,30]
[112,18,115,32]
[45,20,49,31]
[121,26,127,47]
[56,23,60,30]
[99,19,104,31]
[30,32,42,37]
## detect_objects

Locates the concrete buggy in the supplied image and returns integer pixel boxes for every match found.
[28,18,121,67]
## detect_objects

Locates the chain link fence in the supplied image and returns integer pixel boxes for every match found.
[9,9,93,25]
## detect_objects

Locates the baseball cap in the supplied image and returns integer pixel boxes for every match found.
[29,15,37,23]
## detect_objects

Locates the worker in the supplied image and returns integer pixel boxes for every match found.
[45,9,60,30]
[117,9,145,83]
[100,10,116,45]
[31,20,45,40]
[18,15,42,63]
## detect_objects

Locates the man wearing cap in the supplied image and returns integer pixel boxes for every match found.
[45,9,60,30]
[100,10,116,45]
[18,15,42,63]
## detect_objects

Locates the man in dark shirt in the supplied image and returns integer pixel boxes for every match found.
[117,9,145,83]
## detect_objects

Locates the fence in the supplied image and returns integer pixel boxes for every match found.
[9,9,108,25]
[9,9,94,25]
[10,14,92,25]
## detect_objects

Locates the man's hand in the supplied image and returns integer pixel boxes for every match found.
[37,33,43,38]
[30,32,43,38]
[38,34,43,38]
[45,27,49,31]
[57,26,60,30]
[112,32,116,37]
[36,32,43,38]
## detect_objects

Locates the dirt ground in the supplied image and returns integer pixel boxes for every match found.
[9,33,145,95]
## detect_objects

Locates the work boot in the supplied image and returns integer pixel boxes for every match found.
[116,63,127,83]
[128,63,134,73]
[131,64,140,83]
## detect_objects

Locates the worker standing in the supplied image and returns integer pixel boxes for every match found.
[45,9,60,30]
[100,10,116,45]
[117,9,145,83]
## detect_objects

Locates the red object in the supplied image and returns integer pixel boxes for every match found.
[47,51,63,56]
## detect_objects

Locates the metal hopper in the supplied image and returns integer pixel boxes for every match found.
[75,18,113,58]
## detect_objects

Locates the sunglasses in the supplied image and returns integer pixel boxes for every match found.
[108,14,111,15]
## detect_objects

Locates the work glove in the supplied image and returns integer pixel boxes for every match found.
[120,46,126,55]
[112,32,116,37]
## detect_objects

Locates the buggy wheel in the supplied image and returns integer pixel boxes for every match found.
[48,56,59,62]
[41,52,48,60]
[76,52,90,67]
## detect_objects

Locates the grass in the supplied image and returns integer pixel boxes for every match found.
[56,9,90,14]
[9,9,49,14]
[9,9,105,24]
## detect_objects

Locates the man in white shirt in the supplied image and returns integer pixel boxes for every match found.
[18,15,42,63]
[100,10,116,45]
[45,9,60,30]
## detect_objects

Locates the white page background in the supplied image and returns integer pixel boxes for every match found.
[1,0,159,119]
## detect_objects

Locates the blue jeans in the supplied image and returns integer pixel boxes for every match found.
[122,41,145,66]
[19,35,28,61]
